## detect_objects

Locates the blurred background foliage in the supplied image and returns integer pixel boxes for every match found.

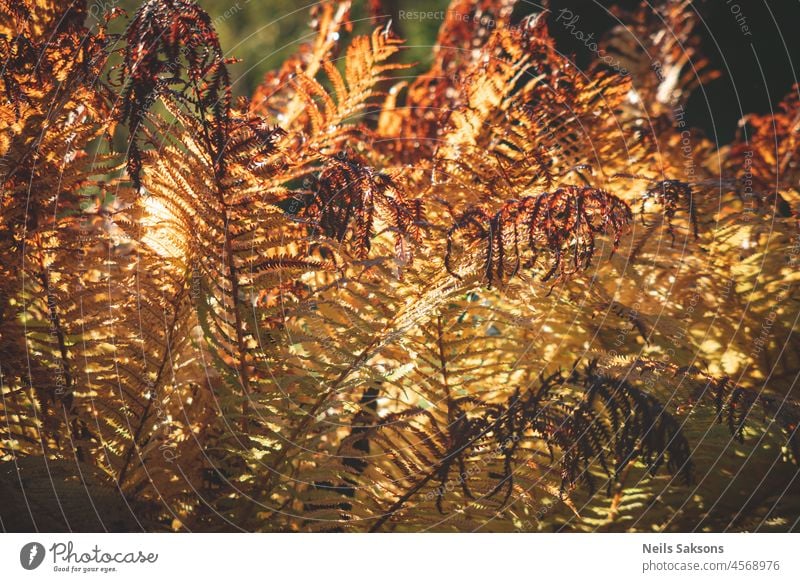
[96,0,800,144]
[99,0,451,98]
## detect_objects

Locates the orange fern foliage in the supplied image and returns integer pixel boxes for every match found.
[1,0,800,533]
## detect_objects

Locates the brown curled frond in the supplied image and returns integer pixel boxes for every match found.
[613,174,698,242]
[686,376,800,463]
[116,0,232,189]
[446,186,632,286]
[727,86,799,211]
[302,152,423,262]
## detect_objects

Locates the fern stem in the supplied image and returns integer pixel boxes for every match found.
[222,224,253,433]
[368,408,514,532]
[368,470,439,532]
[435,314,453,424]
[264,335,382,496]
[117,286,186,488]
[31,237,85,460]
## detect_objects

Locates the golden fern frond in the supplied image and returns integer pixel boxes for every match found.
[0,0,112,462]
[4,0,800,534]
[297,292,698,532]
[250,1,353,125]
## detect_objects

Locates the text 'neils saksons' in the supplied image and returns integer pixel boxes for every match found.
[643,543,724,554]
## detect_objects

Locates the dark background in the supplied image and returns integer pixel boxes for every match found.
[544,0,800,144]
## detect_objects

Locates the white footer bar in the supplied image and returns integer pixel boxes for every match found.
[1,533,796,581]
